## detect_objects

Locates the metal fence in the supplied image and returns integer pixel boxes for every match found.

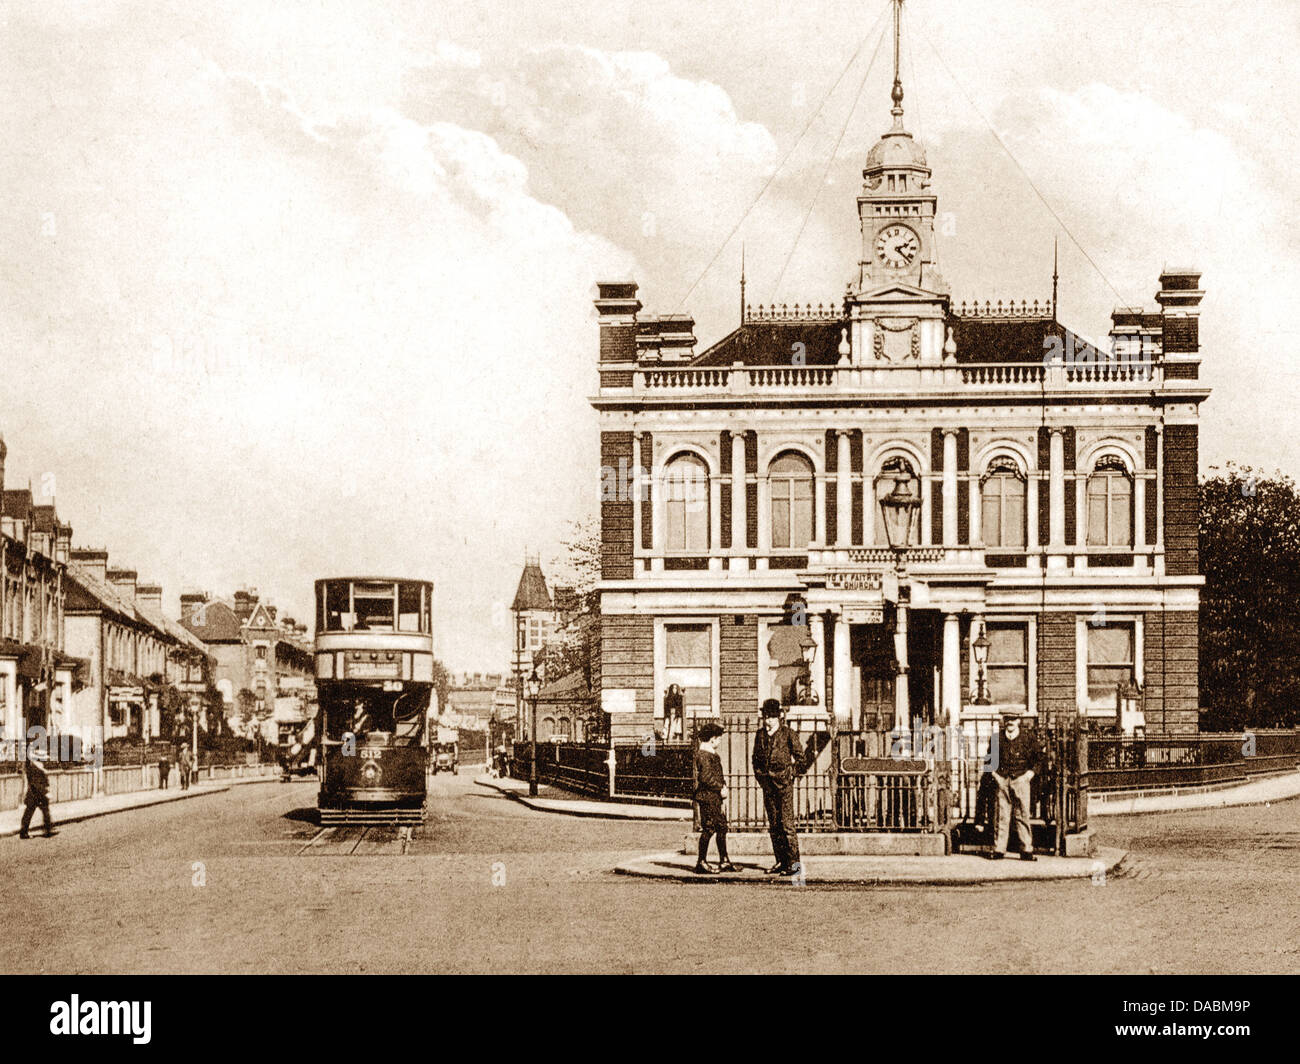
[510,740,694,802]
[0,761,278,811]
[1086,729,1300,791]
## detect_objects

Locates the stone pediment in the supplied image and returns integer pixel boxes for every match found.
[853,282,947,304]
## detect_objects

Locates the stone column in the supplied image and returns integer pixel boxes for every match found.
[833,612,852,728]
[942,429,958,546]
[1049,429,1066,563]
[631,433,643,554]
[942,612,961,725]
[814,474,827,547]
[894,591,910,735]
[731,431,747,557]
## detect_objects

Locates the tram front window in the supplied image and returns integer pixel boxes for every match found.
[322,688,428,746]
[398,583,422,632]
[353,583,396,631]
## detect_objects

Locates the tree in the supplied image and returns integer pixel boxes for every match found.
[1199,465,1300,730]
[430,658,451,717]
[235,688,272,755]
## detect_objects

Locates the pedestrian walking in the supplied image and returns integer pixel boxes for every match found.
[692,721,735,874]
[984,710,1043,861]
[158,751,171,789]
[19,746,57,839]
[178,746,193,791]
[751,698,804,876]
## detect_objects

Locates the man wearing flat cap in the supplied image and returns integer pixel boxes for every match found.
[985,709,1042,860]
[752,698,805,875]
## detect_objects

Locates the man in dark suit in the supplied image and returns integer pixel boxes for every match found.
[985,710,1043,860]
[19,746,57,839]
[752,698,805,875]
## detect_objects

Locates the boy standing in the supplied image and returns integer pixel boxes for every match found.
[693,721,736,874]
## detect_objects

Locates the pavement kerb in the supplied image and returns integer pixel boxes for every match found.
[614,846,1128,887]
[0,780,248,838]
[473,775,691,821]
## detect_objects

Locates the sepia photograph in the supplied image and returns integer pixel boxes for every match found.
[0,0,1296,1034]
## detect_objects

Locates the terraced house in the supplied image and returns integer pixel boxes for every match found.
[590,48,1207,746]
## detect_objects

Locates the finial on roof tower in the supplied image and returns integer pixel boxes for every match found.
[890,0,905,128]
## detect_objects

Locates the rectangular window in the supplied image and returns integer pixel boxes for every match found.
[255,646,267,661]
[985,623,1028,706]
[664,624,712,719]
[1087,623,1135,707]
[398,583,422,633]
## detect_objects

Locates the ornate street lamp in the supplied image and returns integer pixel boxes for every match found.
[879,475,921,732]
[971,622,991,706]
[525,668,542,797]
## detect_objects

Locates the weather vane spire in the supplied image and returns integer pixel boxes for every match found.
[890,0,905,127]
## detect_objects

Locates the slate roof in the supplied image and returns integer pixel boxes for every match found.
[181,599,244,643]
[689,315,1105,367]
[511,562,552,612]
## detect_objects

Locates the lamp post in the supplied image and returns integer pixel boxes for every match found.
[526,669,541,797]
[879,474,921,734]
[972,622,991,706]
[798,631,818,706]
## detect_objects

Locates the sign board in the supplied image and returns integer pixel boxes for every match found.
[345,660,400,680]
[841,757,928,775]
[843,608,884,624]
[601,688,637,715]
[826,571,883,591]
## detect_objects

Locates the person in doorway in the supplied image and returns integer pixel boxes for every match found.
[985,710,1043,861]
[693,721,735,874]
[19,746,56,839]
[158,751,171,789]
[752,699,805,876]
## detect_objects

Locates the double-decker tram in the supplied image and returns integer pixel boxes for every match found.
[314,577,435,825]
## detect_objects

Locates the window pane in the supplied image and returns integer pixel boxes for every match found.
[981,480,999,545]
[666,626,710,667]
[1110,489,1131,546]
[1088,625,1133,665]
[987,624,1026,666]
[772,498,791,548]
[988,666,1027,705]
[398,583,421,632]
[771,453,812,476]
[792,496,813,546]
[1088,666,1132,703]
[1087,488,1108,546]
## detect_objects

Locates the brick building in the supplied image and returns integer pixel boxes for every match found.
[180,589,314,745]
[590,58,1207,743]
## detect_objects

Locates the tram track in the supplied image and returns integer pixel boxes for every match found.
[295,825,414,857]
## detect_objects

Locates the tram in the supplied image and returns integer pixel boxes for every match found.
[313,577,435,825]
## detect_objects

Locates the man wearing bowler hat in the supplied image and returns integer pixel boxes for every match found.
[985,709,1042,860]
[752,698,805,875]
[19,744,57,839]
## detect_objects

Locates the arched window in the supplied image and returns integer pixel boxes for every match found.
[663,454,710,552]
[769,452,814,549]
[981,457,1026,548]
[541,716,555,740]
[1087,456,1133,547]
[874,456,920,546]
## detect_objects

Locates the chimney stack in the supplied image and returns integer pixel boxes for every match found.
[233,590,255,621]
[106,568,138,601]
[71,548,109,584]
[180,591,209,624]
[137,583,164,612]
[595,281,641,389]
[1156,267,1204,380]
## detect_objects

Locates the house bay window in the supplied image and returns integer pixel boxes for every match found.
[1087,623,1135,710]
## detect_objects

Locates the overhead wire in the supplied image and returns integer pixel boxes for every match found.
[911,6,1128,308]
[672,0,894,312]
[770,15,891,302]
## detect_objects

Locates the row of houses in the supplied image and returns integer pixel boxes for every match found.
[0,432,313,755]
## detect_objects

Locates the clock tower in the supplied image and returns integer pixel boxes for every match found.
[845,0,949,366]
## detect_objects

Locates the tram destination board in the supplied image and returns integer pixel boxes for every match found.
[344,660,401,679]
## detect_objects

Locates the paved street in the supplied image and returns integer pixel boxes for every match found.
[1,770,1297,974]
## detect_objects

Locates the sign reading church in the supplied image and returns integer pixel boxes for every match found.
[590,16,1206,743]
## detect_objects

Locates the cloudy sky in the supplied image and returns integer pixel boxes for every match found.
[2,0,1297,670]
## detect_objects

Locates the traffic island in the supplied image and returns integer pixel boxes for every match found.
[614,846,1128,886]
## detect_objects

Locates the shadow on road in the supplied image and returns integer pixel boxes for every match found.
[283,807,321,825]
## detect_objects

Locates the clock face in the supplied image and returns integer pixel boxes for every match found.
[875,225,920,269]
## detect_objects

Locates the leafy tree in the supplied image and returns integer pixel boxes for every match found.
[1199,465,1300,730]
[430,658,451,717]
